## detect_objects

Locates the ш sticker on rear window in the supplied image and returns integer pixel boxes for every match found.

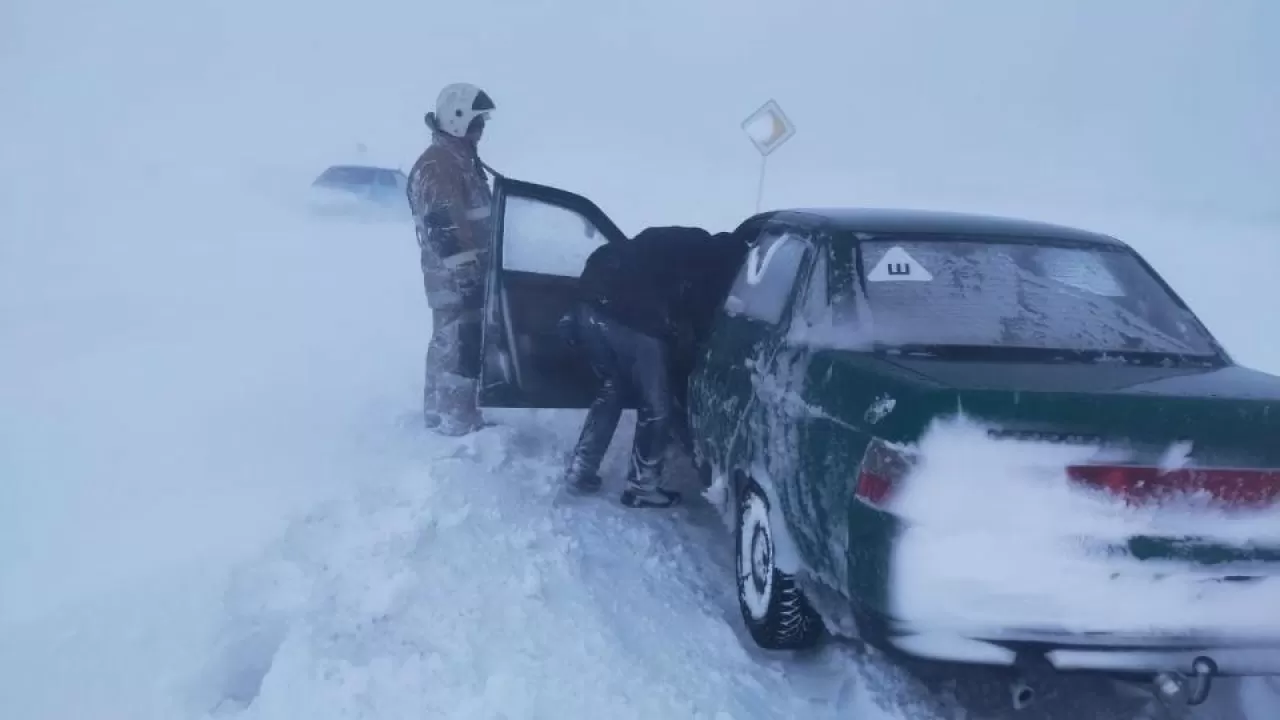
[867,246,933,282]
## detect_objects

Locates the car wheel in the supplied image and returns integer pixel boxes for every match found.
[736,479,823,650]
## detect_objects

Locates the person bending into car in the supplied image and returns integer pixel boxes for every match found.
[406,82,496,436]
[562,226,748,508]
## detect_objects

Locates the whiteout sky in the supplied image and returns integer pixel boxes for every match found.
[2,1,1278,719]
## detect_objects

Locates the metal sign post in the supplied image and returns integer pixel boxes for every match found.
[741,99,796,212]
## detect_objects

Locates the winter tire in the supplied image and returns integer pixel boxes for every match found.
[735,479,823,650]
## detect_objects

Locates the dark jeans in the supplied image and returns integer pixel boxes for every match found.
[566,303,672,492]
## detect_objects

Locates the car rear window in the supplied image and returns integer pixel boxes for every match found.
[853,237,1218,357]
[314,166,377,187]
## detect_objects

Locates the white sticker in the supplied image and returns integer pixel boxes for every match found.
[867,246,932,282]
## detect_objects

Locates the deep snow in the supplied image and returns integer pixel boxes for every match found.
[4,0,1280,718]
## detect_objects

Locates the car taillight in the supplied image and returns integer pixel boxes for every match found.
[855,438,915,509]
[1066,464,1280,509]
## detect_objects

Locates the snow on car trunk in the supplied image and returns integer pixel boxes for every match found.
[886,416,1280,639]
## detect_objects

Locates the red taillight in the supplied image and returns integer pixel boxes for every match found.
[855,438,915,509]
[1066,465,1280,509]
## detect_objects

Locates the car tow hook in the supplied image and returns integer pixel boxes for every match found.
[1154,656,1218,707]
[1008,651,1050,711]
[1009,677,1036,711]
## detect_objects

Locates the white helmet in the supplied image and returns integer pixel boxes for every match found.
[433,83,495,138]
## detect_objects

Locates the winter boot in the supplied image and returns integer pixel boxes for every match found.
[620,465,680,508]
[425,375,490,436]
[563,470,603,495]
[620,486,682,508]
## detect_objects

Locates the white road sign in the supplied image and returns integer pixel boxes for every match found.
[741,99,796,156]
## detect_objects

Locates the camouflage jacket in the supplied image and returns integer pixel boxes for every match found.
[406,130,493,310]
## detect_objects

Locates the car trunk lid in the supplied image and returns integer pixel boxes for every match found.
[884,357,1280,471]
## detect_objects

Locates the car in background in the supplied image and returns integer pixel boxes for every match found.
[470,175,1280,714]
[307,164,409,219]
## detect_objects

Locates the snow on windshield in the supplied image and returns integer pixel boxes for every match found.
[856,238,1217,356]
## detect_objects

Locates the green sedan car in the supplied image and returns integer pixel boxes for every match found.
[475,175,1280,710]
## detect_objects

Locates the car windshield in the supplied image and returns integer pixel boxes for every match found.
[848,237,1219,359]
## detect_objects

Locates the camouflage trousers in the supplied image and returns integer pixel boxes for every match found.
[423,306,484,433]
[416,221,488,433]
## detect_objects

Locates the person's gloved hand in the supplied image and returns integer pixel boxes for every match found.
[557,310,579,348]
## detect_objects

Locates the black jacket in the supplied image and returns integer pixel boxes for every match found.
[578,225,748,343]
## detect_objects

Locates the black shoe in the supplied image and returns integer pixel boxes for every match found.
[565,471,602,495]
[620,487,682,508]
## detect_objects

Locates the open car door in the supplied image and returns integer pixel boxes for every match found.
[478,176,628,408]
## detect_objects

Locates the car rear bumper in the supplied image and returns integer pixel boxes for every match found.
[887,626,1280,676]
[889,524,1280,663]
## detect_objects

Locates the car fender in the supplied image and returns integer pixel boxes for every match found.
[734,461,867,639]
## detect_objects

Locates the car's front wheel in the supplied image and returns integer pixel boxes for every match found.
[736,479,823,650]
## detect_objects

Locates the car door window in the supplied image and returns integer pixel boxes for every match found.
[725,230,809,325]
[782,250,836,347]
[502,195,609,277]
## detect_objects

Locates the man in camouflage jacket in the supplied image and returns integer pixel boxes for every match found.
[406,83,496,435]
